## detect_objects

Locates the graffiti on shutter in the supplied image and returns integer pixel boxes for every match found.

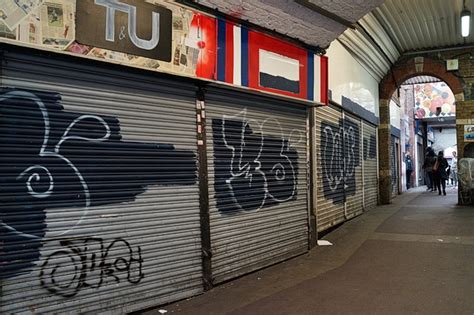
[363,134,377,160]
[212,109,300,212]
[0,89,197,296]
[321,117,377,204]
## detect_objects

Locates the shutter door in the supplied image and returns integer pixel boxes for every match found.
[362,122,378,209]
[417,141,424,186]
[343,113,364,219]
[0,50,203,313]
[315,106,344,232]
[391,136,399,196]
[205,88,309,284]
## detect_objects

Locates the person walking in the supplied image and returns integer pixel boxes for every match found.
[451,151,458,188]
[405,153,413,189]
[423,147,436,191]
[433,150,449,195]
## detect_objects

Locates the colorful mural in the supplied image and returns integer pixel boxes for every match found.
[0,0,327,104]
[414,82,456,119]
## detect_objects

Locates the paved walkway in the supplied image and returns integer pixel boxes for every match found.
[141,187,474,315]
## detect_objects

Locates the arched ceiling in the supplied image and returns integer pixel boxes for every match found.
[339,0,474,81]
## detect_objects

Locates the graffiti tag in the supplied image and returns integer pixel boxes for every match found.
[40,237,144,297]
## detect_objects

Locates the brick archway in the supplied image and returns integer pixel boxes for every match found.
[380,57,464,100]
[378,57,464,205]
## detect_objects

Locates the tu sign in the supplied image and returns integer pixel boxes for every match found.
[76,0,172,61]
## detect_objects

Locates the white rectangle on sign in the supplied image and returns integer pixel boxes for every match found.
[314,55,321,103]
[259,49,300,94]
[259,50,299,81]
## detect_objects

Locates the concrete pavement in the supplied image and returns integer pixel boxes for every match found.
[140,187,474,315]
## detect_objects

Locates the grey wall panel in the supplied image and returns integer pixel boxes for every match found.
[205,88,309,284]
[0,50,203,313]
[315,106,345,232]
[362,122,378,209]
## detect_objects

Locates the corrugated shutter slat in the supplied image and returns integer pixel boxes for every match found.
[205,88,309,284]
[0,51,203,313]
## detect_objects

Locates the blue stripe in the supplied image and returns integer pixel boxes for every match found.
[307,52,314,101]
[241,27,249,87]
[217,18,226,82]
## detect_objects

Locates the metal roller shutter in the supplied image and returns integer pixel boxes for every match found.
[315,106,345,232]
[362,122,378,209]
[391,136,399,196]
[343,113,364,219]
[0,50,203,313]
[205,88,309,284]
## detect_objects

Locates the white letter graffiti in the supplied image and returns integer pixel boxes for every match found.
[95,0,161,50]
[219,110,298,212]
[0,91,111,240]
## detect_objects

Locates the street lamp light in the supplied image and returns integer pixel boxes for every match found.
[461,7,471,37]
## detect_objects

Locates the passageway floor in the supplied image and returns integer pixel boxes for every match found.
[141,187,474,315]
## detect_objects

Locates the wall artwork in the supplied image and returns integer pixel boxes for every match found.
[0,0,217,79]
[0,1,327,104]
[212,109,300,213]
[414,82,456,119]
[0,88,197,293]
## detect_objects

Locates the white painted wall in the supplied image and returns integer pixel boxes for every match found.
[390,100,401,130]
[432,127,457,154]
[326,40,379,116]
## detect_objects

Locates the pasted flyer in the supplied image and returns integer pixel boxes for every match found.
[0,0,43,31]
[40,0,74,48]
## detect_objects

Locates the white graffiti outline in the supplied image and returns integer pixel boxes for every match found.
[17,165,54,199]
[222,109,267,211]
[344,126,355,178]
[322,123,357,192]
[221,110,298,211]
[0,91,111,240]
[323,126,343,191]
[261,118,297,203]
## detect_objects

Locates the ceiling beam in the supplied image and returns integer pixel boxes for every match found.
[294,0,356,29]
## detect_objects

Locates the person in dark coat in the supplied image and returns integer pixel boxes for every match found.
[433,150,449,195]
[405,153,413,189]
[422,147,436,191]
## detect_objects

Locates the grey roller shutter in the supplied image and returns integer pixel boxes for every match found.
[205,87,309,284]
[391,136,399,196]
[315,106,345,232]
[343,113,364,219]
[362,122,378,209]
[0,50,203,313]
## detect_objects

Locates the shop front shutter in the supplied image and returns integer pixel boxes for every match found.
[362,122,378,209]
[0,49,203,313]
[343,113,364,219]
[205,87,309,284]
[315,106,345,232]
[391,136,399,196]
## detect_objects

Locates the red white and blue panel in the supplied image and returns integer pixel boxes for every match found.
[217,19,328,104]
